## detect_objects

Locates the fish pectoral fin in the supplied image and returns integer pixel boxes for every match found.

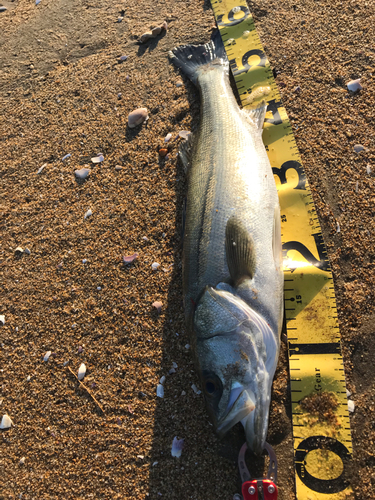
[178,133,194,174]
[242,100,267,132]
[225,216,256,285]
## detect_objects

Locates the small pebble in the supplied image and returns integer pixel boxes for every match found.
[171,436,184,458]
[181,391,186,396]
[118,16,123,23]
[353,144,365,153]
[346,389,352,397]
[128,108,149,128]
[78,363,86,380]
[78,346,83,353]
[159,376,166,385]
[97,286,101,291]
[61,153,71,161]
[43,351,52,362]
[26,375,31,382]
[117,55,128,63]
[366,164,372,174]
[294,86,301,92]
[336,222,340,233]
[115,165,123,171]
[178,130,191,140]
[172,362,178,369]
[164,133,172,142]
[75,168,90,179]
[35,0,41,4]
[82,259,87,264]
[152,461,158,466]
[151,262,160,271]
[152,301,163,313]
[123,253,139,265]
[19,457,26,465]
[347,79,362,92]
[191,384,201,395]
[0,315,4,326]
[24,248,31,255]
[156,384,164,398]
[142,236,149,241]
[185,344,190,350]
[0,6,8,12]
[176,80,183,88]
[37,163,47,174]
[348,400,355,412]
[158,148,168,158]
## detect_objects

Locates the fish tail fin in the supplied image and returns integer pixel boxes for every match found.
[169,30,229,85]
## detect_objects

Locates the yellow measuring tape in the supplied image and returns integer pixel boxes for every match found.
[209,1,353,498]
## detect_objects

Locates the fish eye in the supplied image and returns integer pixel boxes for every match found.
[205,380,216,394]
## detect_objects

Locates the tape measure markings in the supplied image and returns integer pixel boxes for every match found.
[210,1,353,499]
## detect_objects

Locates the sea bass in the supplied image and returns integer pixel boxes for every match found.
[169,33,284,455]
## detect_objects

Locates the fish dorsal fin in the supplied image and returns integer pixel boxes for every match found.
[242,101,267,133]
[178,133,194,173]
[273,204,282,271]
[225,216,256,285]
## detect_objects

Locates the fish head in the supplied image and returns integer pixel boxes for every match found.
[193,286,279,455]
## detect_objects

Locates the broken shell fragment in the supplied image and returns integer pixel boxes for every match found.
[75,168,90,179]
[159,376,166,385]
[348,399,355,412]
[354,144,365,153]
[0,315,4,326]
[91,155,104,164]
[19,457,26,465]
[366,164,372,174]
[84,208,92,219]
[37,163,47,174]
[152,301,163,313]
[171,436,184,458]
[62,153,71,161]
[78,363,86,380]
[139,21,167,43]
[117,55,128,63]
[0,414,13,429]
[151,262,160,271]
[191,383,201,395]
[164,133,172,143]
[178,130,191,140]
[128,108,149,128]
[15,247,24,254]
[156,384,164,398]
[43,351,52,362]
[347,79,362,92]
[123,253,139,265]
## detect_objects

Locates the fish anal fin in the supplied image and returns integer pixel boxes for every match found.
[225,216,256,285]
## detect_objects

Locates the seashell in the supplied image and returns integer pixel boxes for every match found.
[62,153,71,161]
[347,79,362,92]
[171,436,184,458]
[152,301,163,313]
[123,253,139,264]
[151,262,160,271]
[19,457,26,465]
[24,248,31,255]
[82,259,87,264]
[176,80,183,88]
[117,55,128,63]
[366,164,372,174]
[353,144,365,153]
[15,246,24,254]
[91,155,104,163]
[0,6,8,12]
[128,108,149,128]
[115,165,123,171]
[156,384,164,398]
[336,222,340,233]
[43,351,52,362]
[75,168,90,179]
[84,208,92,219]
[178,130,191,140]
[142,236,149,241]
[137,455,144,460]
[26,375,31,382]
[159,375,166,385]
[0,315,4,326]
[78,363,86,380]
[191,384,201,395]
[164,133,172,143]
[348,400,355,412]
[37,163,47,174]
[0,414,13,429]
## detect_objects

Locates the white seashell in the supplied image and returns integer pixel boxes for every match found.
[37,163,47,174]
[164,133,172,143]
[0,414,13,429]
[159,375,166,385]
[151,262,160,270]
[348,399,355,412]
[137,455,144,459]
[15,247,24,254]
[366,164,372,174]
[43,351,52,362]
[82,259,87,264]
[171,436,184,458]
[19,457,26,465]
[128,108,149,128]
[84,208,92,219]
[91,155,104,164]
[191,384,201,395]
[178,130,191,140]
[156,384,164,398]
[354,144,365,153]
[347,79,362,92]
[142,236,149,241]
[75,168,90,179]
[78,363,86,380]
[336,222,340,233]
[26,375,31,382]
[0,315,4,326]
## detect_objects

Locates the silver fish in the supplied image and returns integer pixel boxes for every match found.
[169,33,284,455]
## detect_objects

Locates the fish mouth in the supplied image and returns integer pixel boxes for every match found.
[216,387,256,438]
